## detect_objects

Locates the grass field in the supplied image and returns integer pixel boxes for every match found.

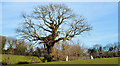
[1,54,119,66]
[40,57,119,64]
[0,54,44,64]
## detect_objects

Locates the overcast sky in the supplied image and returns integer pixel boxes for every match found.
[1,2,118,48]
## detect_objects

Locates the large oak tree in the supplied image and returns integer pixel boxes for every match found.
[16,4,92,62]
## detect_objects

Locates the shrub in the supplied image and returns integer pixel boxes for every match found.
[17,62,29,64]
[0,62,7,65]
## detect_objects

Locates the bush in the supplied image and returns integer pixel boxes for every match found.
[17,62,29,64]
[0,62,7,65]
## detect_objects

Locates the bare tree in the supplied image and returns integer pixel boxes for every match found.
[0,36,6,53]
[16,4,91,62]
[14,40,27,55]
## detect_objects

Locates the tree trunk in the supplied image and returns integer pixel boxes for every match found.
[46,46,53,62]
[47,47,53,62]
[43,45,54,62]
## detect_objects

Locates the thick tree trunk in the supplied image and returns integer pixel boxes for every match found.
[46,46,53,62]
[43,45,54,62]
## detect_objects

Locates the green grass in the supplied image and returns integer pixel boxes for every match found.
[1,54,119,66]
[39,57,118,64]
[4,57,119,66]
[0,54,44,64]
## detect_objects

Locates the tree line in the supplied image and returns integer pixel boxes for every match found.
[88,43,120,59]
[1,36,86,61]
[1,35,119,62]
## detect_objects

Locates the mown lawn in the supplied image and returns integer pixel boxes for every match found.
[0,54,44,64]
[40,57,119,64]
[1,54,119,66]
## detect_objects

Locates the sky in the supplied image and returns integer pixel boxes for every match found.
[0,2,118,48]
[1,0,119,2]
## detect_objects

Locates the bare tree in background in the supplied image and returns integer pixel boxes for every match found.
[14,40,27,55]
[16,4,91,62]
[0,36,6,54]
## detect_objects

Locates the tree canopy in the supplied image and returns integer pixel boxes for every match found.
[16,4,91,62]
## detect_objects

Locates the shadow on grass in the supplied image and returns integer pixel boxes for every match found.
[2,64,119,66]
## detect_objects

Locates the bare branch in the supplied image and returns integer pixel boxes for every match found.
[17,4,92,56]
